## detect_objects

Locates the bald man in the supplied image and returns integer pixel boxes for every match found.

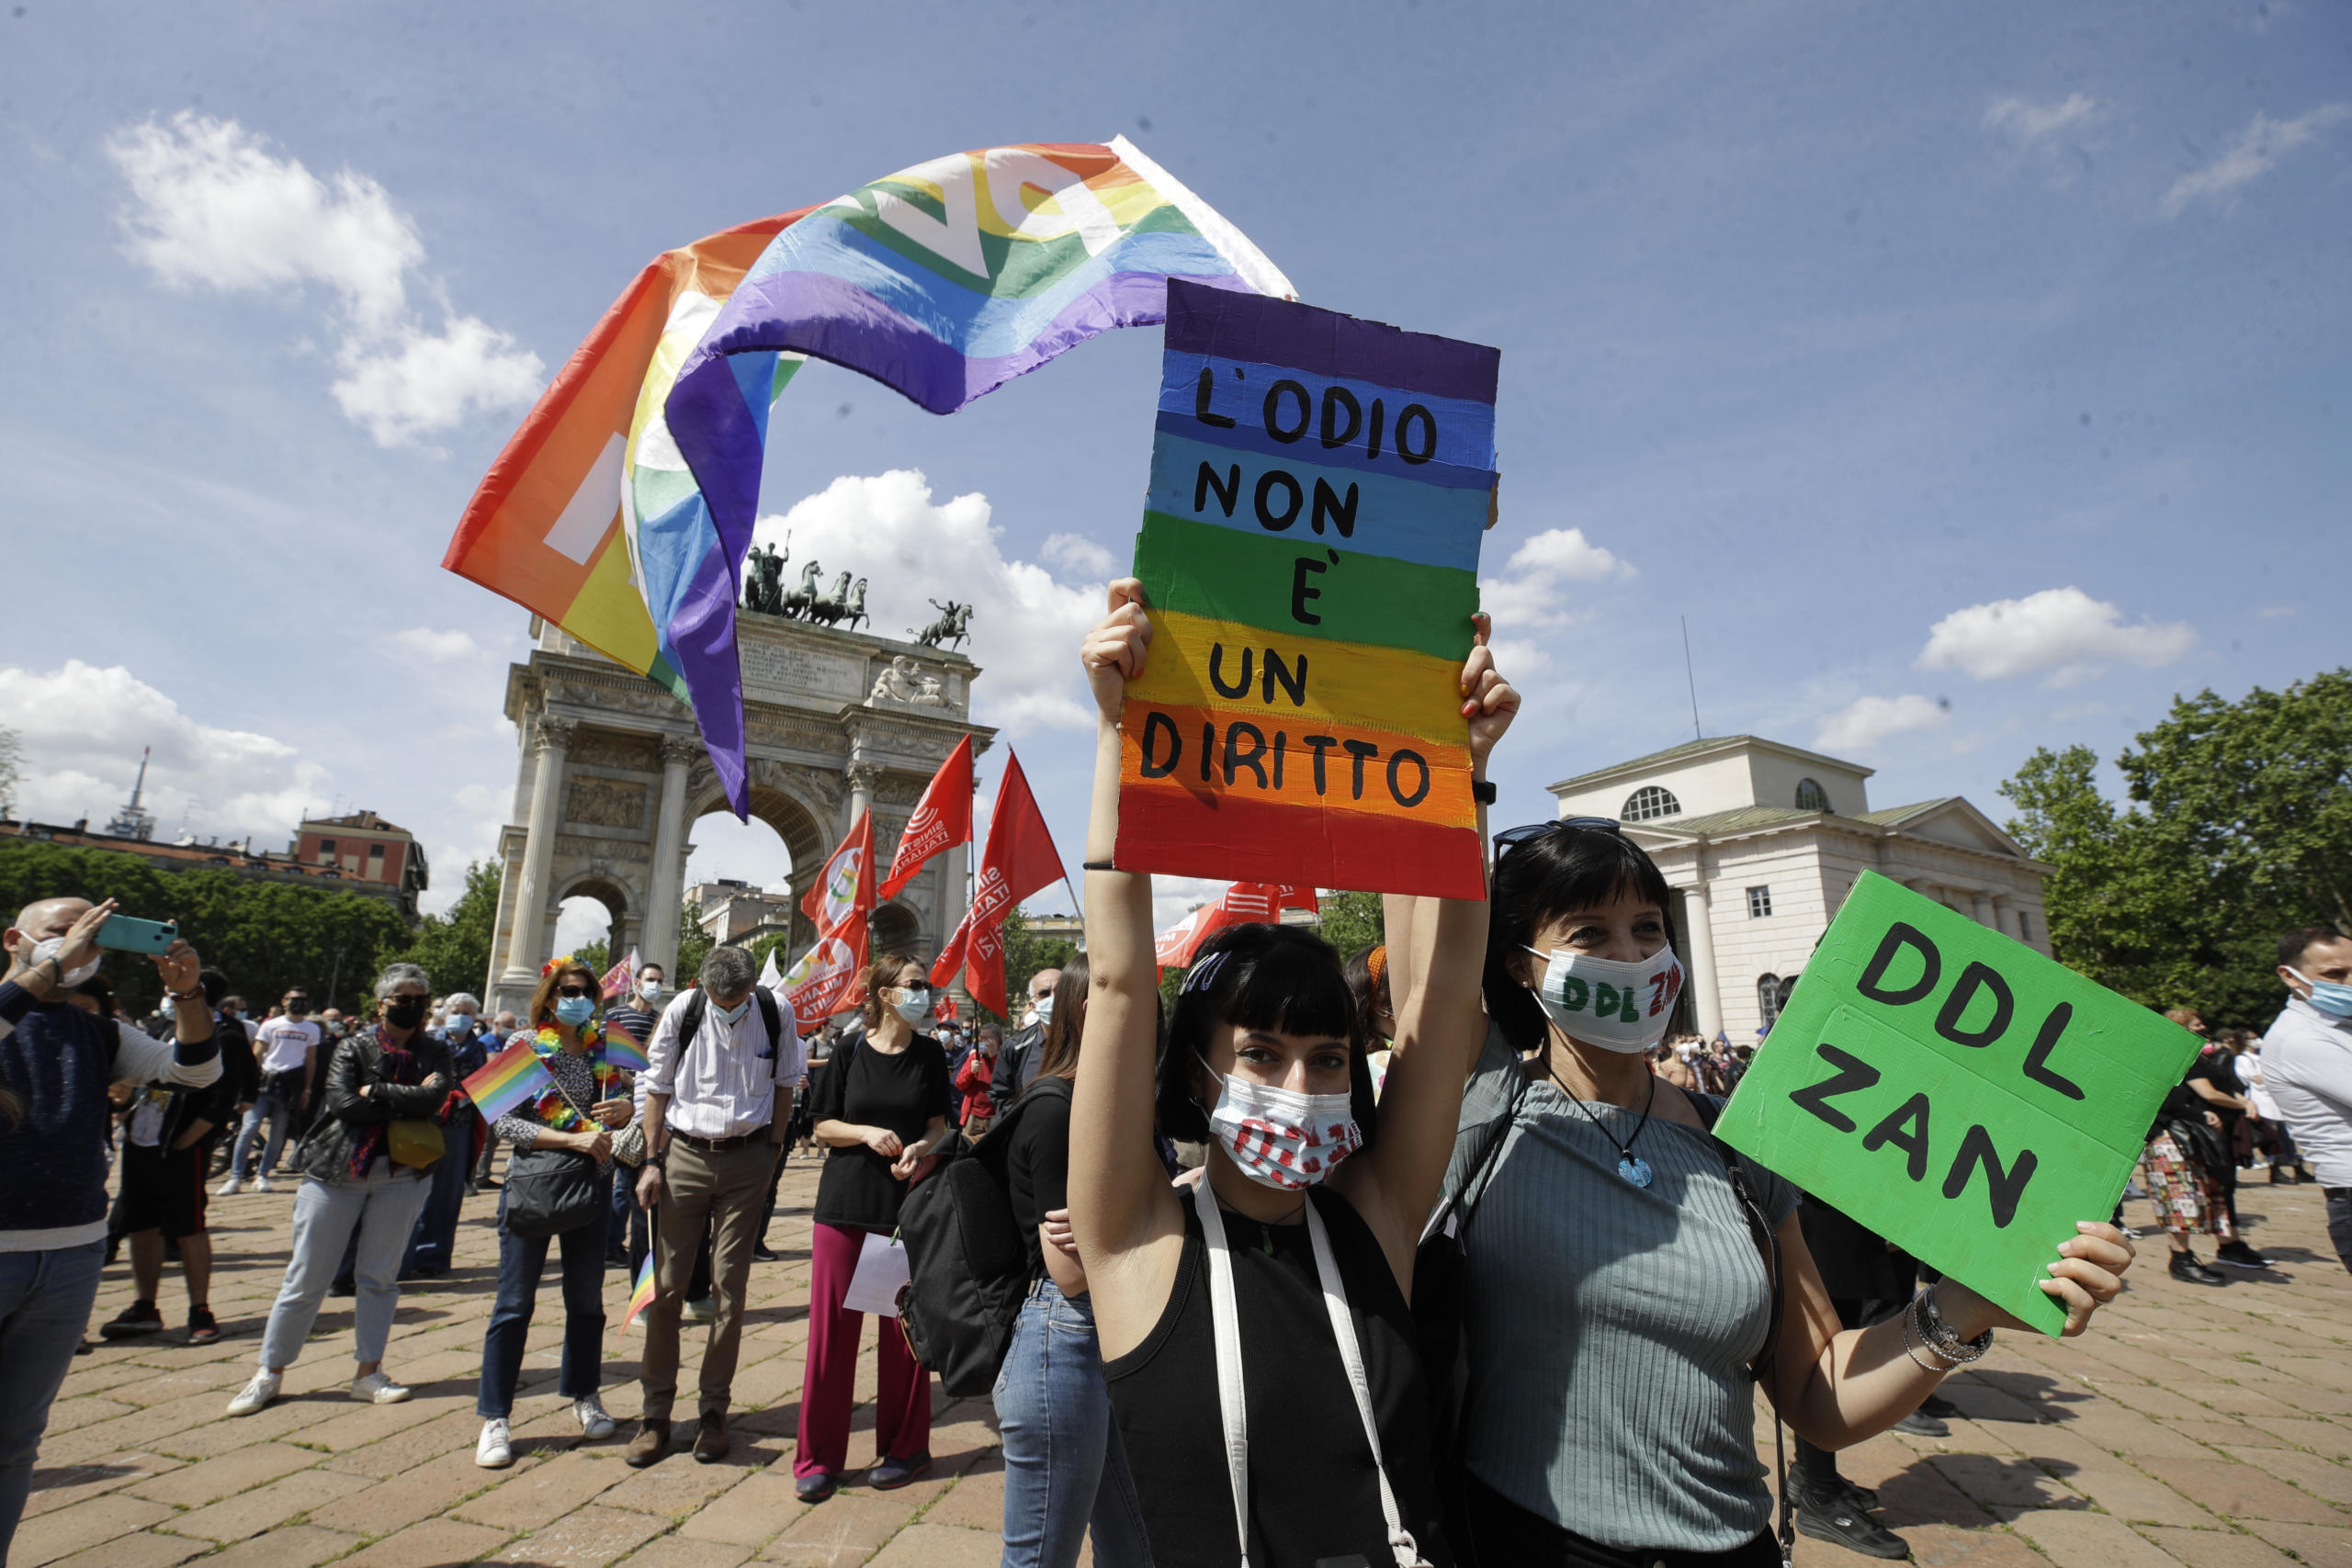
[1,897,220,1557]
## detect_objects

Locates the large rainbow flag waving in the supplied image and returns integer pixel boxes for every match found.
[446,140,1291,814]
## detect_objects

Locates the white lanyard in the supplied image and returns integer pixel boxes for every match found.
[1192,1178,1429,1568]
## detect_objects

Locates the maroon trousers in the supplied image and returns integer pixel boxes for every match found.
[794,1219,933,1478]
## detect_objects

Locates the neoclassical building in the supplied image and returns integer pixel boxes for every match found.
[1545,735,2052,1043]
[481,612,992,1019]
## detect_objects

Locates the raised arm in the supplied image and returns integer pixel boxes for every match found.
[1339,614,1517,1284]
[1068,582,1185,1305]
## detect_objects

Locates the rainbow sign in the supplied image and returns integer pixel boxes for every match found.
[600,1020,650,1076]
[459,1038,553,1125]
[621,1252,657,1334]
[1115,281,1498,898]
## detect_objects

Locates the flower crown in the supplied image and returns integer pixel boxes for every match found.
[540,953,577,978]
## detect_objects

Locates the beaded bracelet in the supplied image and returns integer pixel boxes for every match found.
[1918,1282,1994,1363]
[1900,1298,1959,1375]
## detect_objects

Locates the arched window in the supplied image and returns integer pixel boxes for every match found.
[1758,974,1782,1032]
[1623,784,1681,822]
[1794,777,1829,813]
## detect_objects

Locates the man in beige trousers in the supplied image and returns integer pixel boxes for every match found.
[629,945,801,1465]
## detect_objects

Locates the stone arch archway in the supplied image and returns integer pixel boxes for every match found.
[483,611,995,1016]
[869,900,923,959]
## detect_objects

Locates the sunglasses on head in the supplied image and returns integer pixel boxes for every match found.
[556,985,594,998]
[1493,817,1623,855]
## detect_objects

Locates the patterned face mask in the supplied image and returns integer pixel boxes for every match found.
[1524,942,1684,1055]
[1199,1057,1363,1190]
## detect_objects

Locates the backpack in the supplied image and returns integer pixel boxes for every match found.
[897,1076,1072,1398]
[674,986,784,1058]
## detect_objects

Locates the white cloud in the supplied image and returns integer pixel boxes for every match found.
[1815,694,1951,756]
[1984,93,2100,144]
[1917,587,2196,687]
[754,471,1106,733]
[1038,532,1118,582]
[1479,527,1634,630]
[0,660,328,847]
[107,112,541,446]
[392,626,486,662]
[2162,104,2352,217]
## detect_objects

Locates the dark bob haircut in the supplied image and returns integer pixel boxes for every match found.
[1155,921,1379,1152]
[1482,822,1679,1055]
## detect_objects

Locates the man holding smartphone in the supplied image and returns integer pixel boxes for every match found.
[1,897,220,1562]
[221,988,322,1194]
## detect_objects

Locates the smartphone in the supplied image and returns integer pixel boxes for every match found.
[95,915,178,954]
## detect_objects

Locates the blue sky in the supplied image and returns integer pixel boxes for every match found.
[4,1,2346,946]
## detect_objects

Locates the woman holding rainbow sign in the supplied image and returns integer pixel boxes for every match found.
[471,956,639,1469]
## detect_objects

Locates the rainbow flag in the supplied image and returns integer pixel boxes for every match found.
[600,1019,650,1076]
[1114,281,1498,898]
[460,1037,554,1124]
[620,1252,657,1334]
[661,138,1292,813]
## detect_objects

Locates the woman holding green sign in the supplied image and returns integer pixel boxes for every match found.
[1429,823,2137,1568]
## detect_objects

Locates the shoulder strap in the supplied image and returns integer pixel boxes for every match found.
[1424,1044,1527,1247]
[678,988,707,1051]
[754,987,781,1047]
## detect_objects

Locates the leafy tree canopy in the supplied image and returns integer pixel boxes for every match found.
[382,860,501,1002]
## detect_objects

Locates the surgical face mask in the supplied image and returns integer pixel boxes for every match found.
[638,979,663,1002]
[890,985,933,1025]
[2288,967,2352,1021]
[1523,942,1684,1055]
[718,997,754,1029]
[1200,1058,1362,1190]
[1031,992,1055,1024]
[555,995,595,1028]
[28,937,101,989]
[384,995,429,1030]
[447,1013,473,1036]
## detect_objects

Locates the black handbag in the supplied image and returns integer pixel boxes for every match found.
[502,1067,607,1238]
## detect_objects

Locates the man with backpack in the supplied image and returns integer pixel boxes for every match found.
[627,947,802,1468]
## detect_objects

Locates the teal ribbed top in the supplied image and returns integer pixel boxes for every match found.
[1457,1077,1801,1551]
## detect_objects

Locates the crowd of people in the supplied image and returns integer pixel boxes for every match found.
[0,592,2345,1568]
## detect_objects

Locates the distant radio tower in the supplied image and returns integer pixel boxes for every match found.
[106,747,157,841]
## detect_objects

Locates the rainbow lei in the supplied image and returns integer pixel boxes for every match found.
[528,1023,618,1132]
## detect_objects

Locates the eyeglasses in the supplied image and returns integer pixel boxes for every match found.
[1494,817,1623,855]
[556,985,594,998]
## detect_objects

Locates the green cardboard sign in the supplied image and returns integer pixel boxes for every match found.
[1714,871,2201,1336]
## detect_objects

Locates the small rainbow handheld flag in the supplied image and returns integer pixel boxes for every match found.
[601,1021,650,1076]
[621,1253,657,1334]
[461,1038,554,1123]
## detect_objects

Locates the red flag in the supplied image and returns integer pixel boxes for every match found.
[931,752,1067,1018]
[879,735,974,902]
[1154,884,1320,972]
[782,912,868,1030]
[935,992,959,1022]
[596,948,637,1001]
[801,810,876,939]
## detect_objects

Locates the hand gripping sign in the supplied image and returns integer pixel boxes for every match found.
[1714,872,2201,1335]
[1114,279,1498,898]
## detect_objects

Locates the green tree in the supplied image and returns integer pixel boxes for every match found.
[0,840,411,1014]
[383,860,501,1000]
[572,939,610,980]
[673,913,713,987]
[1316,890,1385,962]
[997,907,1077,1026]
[1998,670,2349,1029]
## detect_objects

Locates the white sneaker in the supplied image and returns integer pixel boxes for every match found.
[683,1296,715,1323]
[350,1371,411,1404]
[253,1175,275,1193]
[573,1394,615,1440]
[476,1417,514,1468]
[225,1370,281,1416]
[216,1176,243,1196]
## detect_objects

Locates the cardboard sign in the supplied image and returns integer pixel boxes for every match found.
[1114,278,1498,898]
[1714,871,2201,1336]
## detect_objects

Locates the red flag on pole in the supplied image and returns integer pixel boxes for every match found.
[801,810,876,938]
[1154,884,1321,972]
[879,734,974,902]
[931,752,1067,1019]
[784,810,877,1028]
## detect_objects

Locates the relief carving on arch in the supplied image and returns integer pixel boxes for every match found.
[570,729,661,772]
[564,776,648,830]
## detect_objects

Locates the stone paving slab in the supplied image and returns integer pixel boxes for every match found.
[22,1155,2346,1565]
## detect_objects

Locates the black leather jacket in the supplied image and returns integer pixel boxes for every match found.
[298,1027,458,1182]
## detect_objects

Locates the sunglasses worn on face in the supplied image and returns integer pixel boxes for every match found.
[1494,817,1623,855]
[557,985,594,998]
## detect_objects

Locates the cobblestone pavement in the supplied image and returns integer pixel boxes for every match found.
[17,1159,2349,1567]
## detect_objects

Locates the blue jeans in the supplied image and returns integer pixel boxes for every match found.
[992,1280,1150,1568]
[0,1241,104,1563]
[477,1193,607,1416]
[229,1089,296,1180]
[403,1126,473,1273]
[258,1163,432,1371]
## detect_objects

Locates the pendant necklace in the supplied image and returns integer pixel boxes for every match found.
[1554,1063,1658,1187]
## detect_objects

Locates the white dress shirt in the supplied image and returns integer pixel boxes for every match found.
[637,987,805,1140]
[2262,995,2352,1188]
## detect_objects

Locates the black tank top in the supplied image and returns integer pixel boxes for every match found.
[1102,1186,1452,1568]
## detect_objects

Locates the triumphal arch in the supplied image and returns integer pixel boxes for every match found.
[481,609,993,1018]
